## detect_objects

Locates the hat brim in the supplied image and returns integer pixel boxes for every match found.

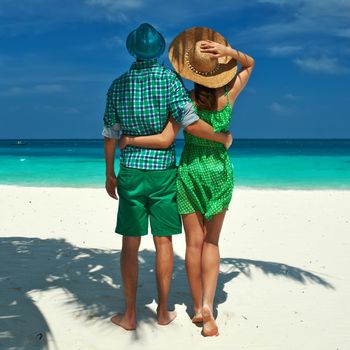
[168,27,237,88]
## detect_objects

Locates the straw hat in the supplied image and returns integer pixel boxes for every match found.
[168,27,237,88]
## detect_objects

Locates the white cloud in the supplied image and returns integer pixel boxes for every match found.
[268,45,302,56]
[284,93,299,100]
[270,102,292,115]
[269,89,302,116]
[337,28,350,39]
[0,53,120,87]
[86,0,143,10]
[2,84,64,96]
[35,105,80,114]
[84,0,144,22]
[1,0,349,60]
[294,57,350,74]
[0,0,137,31]
[258,0,289,3]
[0,0,249,31]
[237,0,350,59]
[103,35,124,49]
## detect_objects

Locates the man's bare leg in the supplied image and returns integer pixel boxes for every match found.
[111,236,141,330]
[153,235,177,325]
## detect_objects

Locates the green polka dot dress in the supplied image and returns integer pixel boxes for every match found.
[177,86,234,220]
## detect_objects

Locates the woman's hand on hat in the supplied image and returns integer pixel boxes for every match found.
[200,40,231,58]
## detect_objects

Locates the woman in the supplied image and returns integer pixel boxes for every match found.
[119,27,254,336]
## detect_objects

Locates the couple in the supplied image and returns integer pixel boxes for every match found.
[103,23,254,336]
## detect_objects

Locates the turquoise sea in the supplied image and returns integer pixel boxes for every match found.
[0,139,350,189]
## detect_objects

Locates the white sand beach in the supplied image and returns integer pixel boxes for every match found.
[1,185,350,350]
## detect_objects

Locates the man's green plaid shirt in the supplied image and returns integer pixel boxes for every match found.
[103,59,197,170]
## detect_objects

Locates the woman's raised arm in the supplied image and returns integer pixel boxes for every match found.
[200,41,255,100]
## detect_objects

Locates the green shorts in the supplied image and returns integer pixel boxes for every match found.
[116,165,182,237]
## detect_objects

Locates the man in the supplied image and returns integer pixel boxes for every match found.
[103,23,231,330]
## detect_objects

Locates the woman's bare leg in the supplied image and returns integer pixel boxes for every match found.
[182,212,206,322]
[201,210,227,336]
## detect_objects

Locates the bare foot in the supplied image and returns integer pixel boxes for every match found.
[157,309,177,325]
[192,310,203,324]
[110,314,136,331]
[202,305,219,337]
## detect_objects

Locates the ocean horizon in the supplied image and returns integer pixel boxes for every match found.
[1,138,350,189]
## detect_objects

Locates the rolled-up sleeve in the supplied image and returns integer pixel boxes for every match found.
[168,74,199,127]
[181,102,199,128]
[102,124,121,139]
[102,82,121,139]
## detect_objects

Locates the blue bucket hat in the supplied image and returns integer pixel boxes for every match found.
[126,23,165,60]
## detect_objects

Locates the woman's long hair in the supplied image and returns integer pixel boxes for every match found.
[194,83,217,111]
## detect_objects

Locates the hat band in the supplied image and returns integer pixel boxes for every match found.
[185,48,221,76]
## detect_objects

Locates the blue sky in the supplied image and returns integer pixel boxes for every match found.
[0,0,349,139]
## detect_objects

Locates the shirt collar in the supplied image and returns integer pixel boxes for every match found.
[131,59,158,70]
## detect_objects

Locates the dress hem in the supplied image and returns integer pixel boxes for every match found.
[178,206,229,221]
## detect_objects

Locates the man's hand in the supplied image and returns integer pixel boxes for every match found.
[105,175,118,200]
[224,132,233,150]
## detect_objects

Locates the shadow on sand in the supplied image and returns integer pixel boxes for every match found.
[0,237,334,349]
